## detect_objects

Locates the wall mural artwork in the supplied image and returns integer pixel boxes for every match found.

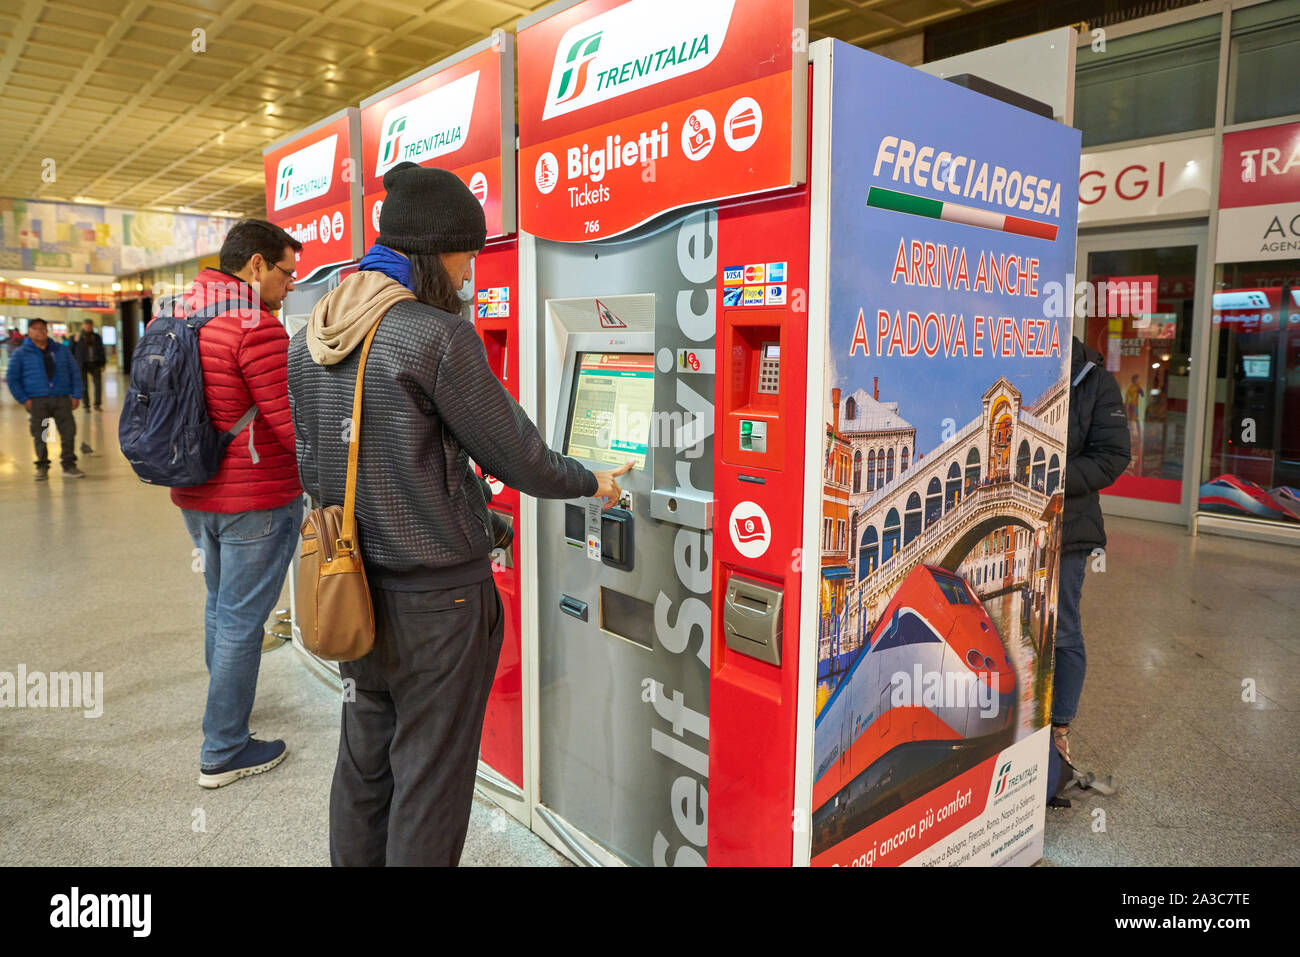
[0,198,233,276]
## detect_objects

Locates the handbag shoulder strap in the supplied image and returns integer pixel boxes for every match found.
[339,320,382,553]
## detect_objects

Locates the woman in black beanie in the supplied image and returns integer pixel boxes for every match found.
[288,161,631,866]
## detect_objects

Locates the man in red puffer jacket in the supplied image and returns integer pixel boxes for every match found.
[173,219,305,789]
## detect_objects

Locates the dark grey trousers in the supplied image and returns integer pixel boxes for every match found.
[330,577,504,867]
[28,395,76,468]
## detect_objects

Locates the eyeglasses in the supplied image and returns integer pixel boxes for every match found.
[268,260,297,281]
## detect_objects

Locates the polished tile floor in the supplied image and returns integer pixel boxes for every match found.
[1,370,1296,866]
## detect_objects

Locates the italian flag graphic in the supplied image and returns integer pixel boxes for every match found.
[867,186,1058,241]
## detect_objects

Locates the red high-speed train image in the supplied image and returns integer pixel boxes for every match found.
[812,565,1017,856]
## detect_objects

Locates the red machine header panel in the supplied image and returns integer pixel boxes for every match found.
[262,109,362,281]
[360,35,516,244]
[517,0,807,241]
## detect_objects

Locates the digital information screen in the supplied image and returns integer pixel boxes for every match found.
[564,352,654,469]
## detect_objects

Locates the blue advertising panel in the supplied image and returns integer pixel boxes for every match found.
[813,42,1080,867]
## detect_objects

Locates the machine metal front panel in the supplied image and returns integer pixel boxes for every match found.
[534,208,717,866]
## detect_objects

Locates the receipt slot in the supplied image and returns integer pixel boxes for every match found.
[723,575,784,667]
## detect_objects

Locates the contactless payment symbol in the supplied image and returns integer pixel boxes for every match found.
[724,97,763,152]
[681,109,715,162]
[535,151,559,194]
[729,502,771,559]
[469,171,488,205]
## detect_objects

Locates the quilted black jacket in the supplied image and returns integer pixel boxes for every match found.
[288,299,596,589]
[1063,336,1132,553]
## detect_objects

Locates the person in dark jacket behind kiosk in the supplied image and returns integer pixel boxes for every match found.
[1055,336,1131,763]
[5,318,85,479]
[288,162,630,867]
[73,319,107,412]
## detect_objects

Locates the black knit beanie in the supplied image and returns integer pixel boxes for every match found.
[377,161,486,255]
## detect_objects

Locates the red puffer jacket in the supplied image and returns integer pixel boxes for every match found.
[169,268,303,514]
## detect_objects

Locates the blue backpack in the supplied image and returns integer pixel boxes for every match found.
[118,298,258,488]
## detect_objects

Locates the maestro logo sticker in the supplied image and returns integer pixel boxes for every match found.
[729,501,771,559]
[542,0,736,120]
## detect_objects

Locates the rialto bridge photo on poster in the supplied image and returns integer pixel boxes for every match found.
[817,373,1069,729]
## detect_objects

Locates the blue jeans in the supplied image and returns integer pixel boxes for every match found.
[1052,549,1088,726]
[182,500,303,769]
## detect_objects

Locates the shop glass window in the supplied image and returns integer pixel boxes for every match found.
[1084,245,1199,504]
[1075,16,1220,148]
[1203,261,1300,525]
[1229,0,1300,125]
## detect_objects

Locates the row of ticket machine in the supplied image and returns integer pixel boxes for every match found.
[267,0,1079,867]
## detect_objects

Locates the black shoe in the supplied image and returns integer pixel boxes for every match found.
[94,406,102,412]
[62,466,85,479]
[82,405,90,413]
[35,467,49,482]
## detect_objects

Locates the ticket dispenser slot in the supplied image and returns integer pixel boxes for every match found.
[721,311,786,471]
[481,328,509,384]
[723,574,784,667]
[599,508,634,572]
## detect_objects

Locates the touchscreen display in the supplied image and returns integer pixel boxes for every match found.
[564,352,654,469]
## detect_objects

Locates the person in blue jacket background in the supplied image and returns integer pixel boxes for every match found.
[6,318,85,480]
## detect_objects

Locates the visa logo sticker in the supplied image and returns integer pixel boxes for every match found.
[742,285,765,306]
[744,264,765,284]
[765,261,787,283]
[765,284,786,305]
[722,286,743,307]
[476,289,489,302]
[723,266,743,285]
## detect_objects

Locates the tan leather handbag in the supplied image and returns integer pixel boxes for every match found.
[295,321,380,662]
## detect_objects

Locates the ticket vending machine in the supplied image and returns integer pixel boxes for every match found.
[517,0,1077,867]
[470,235,527,817]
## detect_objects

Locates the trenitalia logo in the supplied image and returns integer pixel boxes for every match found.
[381,116,406,167]
[542,0,735,121]
[273,134,337,211]
[556,32,602,105]
[374,71,480,177]
[994,761,1012,796]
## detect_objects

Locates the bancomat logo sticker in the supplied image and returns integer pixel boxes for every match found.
[729,502,771,559]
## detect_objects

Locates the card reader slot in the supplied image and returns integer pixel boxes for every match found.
[559,595,589,622]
